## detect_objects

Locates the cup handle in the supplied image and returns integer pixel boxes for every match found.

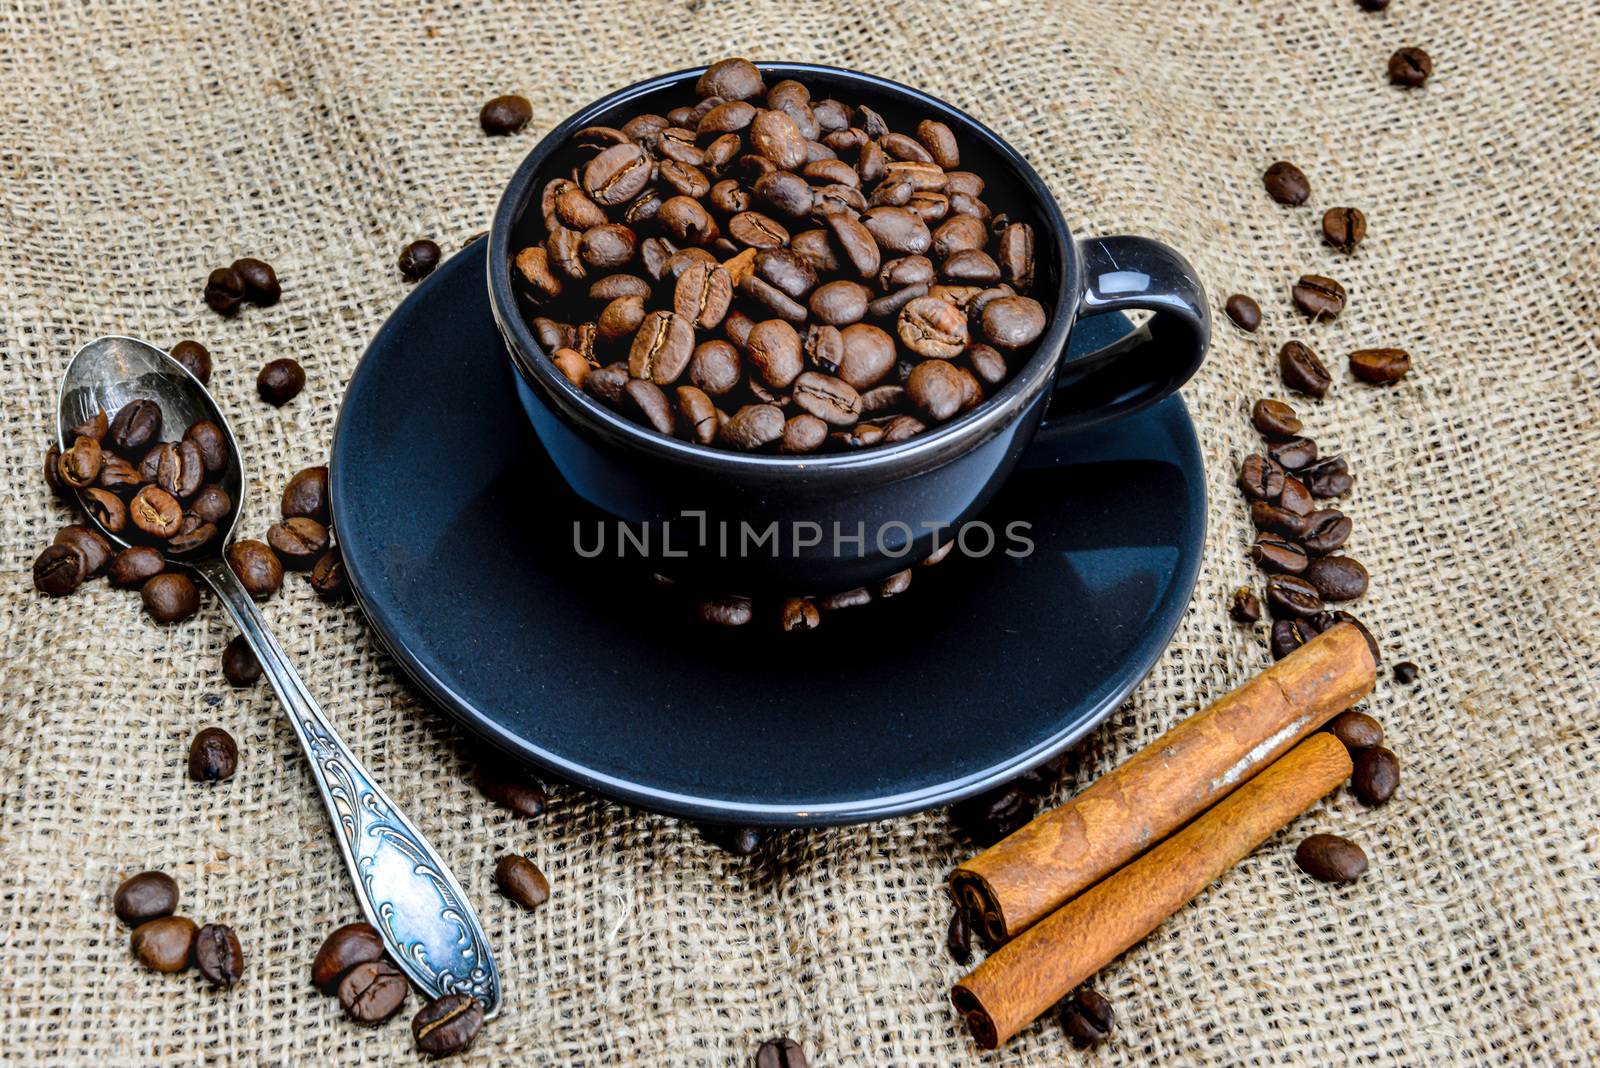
[1036,235,1210,437]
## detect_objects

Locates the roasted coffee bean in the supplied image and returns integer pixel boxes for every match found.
[181,420,228,475]
[109,546,165,588]
[1356,0,1390,9]
[1301,455,1354,498]
[1292,275,1346,321]
[494,854,551,910]
[1350,347,1411,384]
[1305,555,1368,601]
[551,348,590,388]
[1279,476,1314,516]
[1263,160,1311,205]
[474,762,547,817]
[156,439,205,499]
[880,254,935,291]
[669,263,732,332]
[1251,500,1310,539]
[755,1037,809,1068]
[70,410,109,441]
[222,634,262,687]
[942,248,1001,284]
[824,210,880,278]
[1393,661,1420,685]
[1270,616,1319,659]
[951,782,1036,845]
[1253,532,1309,574]
[1237,454,1286,500]
[79,487,126,534]
[338,958,408,1024]
[1225,294,1262,332]
[514,246,563,302]
[1352,746,1400,806]
[1266,574,1324,619]
[779,596,822,631]
[309,546,349,600]
[267,517,330,569]
[1322,207,1367,254]
[114,871,179,925]
[803,323,844,374]
[1268,435,1318,470]
[722,404,785,450]
[697,58,765,101]
[132,915,197,973]
[965,342,1007,386]
[792,371,861,425]
[225,540,282,599]
[44,443,66,495]
[868,282,928,321]
[1061,987,1114,1048]
[257,357,306,406]
[696,595,755,627]
[54,526,109,580]
[686,340,742,396]
[897,295,967,358]
[188,726,238,782]
[907,360,980,421]
[232,257,280,305]
[1279,340,1332,397]
[195,923,245,988]
[141,572,198,622]
[816,587,872,611]
[778,413,828,454]
[583,143,651,207]
[862,206,931,255]
[399,239,442,280]
[808,279,871,325]
[753,172,815,220]
[58,436,103,488]
[168,516,218,554]
[312,922,385,992]
[746,319,804,388]
[190,483,232,524]
[946,908,974,964]
[831,323,895,390]
[931,213,988,261]
[95,454,141,493]
[109,398,162,454]
[162,339,210,386]
[130,485,183,539]
[1388,46,1433,87]
[1326,710,1384,752]
[1230,587,1262,623]
[879,568,914,596]
[205,267,246,315]
[1300,509,1352,554]
[480,93,531,135]
[980,295,1046,349]
[281,466,330,522]
[618,379,673,435]
[580,223,639,269]
[1295,834,1367,883]
[754,248,818,300]
[1251,398,1302,437]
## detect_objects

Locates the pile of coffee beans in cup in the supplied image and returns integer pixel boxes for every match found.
[513,57,1049,453]
[113,869,244,988]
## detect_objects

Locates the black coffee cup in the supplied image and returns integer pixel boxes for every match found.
[489,63,1208,594]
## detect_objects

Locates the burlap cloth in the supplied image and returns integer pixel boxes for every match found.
[2,1,1597,1063]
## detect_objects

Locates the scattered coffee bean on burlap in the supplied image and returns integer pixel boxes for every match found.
[474,761,547,817]
[1295,834,1368,883]
[187,727,239,782]
[493,854,550,911]
[480,94,531,135]
[413,993,484,1056]
[700,824,767,855]
[755,1037,809,1068]
[222,635,262,687]
[114,871,179,926]
[1325,710,1384,753]
[1393,661,1420,685]
[1224,294,1261,332]
[1349,347,1411,383]
[1262,161,1310,205]
[1351,746,1400,806]
[231,258,281,305]
[1388,46,1433,87]
[257,358,306,406]
[399,239,442,281]
[195,923,245,988]
[1322,207,1367,253]
[131,915,198,972]
[1292,274,1346,320]
[1230,587,1262,623]
[1279,341,1332,397]
[312,922,386,992]
[1060,987,1114,1047]
[338,959,409,1024]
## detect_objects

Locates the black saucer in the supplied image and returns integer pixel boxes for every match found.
[329,239,1206,826]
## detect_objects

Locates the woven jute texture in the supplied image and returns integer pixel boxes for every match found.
[3,1,1598,1064]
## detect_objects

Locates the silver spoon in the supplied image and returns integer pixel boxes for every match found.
[58,335,500,1015]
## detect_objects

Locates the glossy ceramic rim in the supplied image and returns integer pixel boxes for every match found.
[334,243,1205,825]
[487,61,1080,478]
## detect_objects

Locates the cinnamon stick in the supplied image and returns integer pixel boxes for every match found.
[951,731,1352,1049]
[951,623,1374,942]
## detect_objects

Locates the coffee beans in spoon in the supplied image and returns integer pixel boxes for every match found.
[514,58,1051,453]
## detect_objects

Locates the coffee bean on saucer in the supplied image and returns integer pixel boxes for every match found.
[1230,587,1262,623]
[1305,555,1368,600]
[281,465,330,522]
[188,726,238,782]
[114,871,179,925]
[1266,574,1323,619]
[169,340,212,384]
[399,239,442,281]
[755,1037,808,1068]
[312,922,386,992]
[1262,161,1310,205]
[257,358,306,406]
[339,959,408,1023]
[1326,710,1384,753]
[227,539,283,599]
[131,915,198,972]
[480,93,532,135]
[1224,294,1261,332]
[195,923,245,988]
[1322,208,1367,254]
[1352,746,1400,806]
[109,398,162,455]
[1292,275,1346,321]
[32,543,84,597]
[494,854,550,911]
[1295,834,1367,883]
[1393,661,1420,685]
[222,635,262,687]
[142,572,199,622]
[1251,399,1302,438]
[309,546,349,600]
[267,517,330,569]
[1388,46,1433,87]
[1060,987,1114,1048]
[232,258,281,305]
[413,993,484,1056]
[205,267,246,315]
[1279,341,1332,397]
[1349,347,1411,383]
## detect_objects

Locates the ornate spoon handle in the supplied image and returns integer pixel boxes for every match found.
[193,558,500,1016]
